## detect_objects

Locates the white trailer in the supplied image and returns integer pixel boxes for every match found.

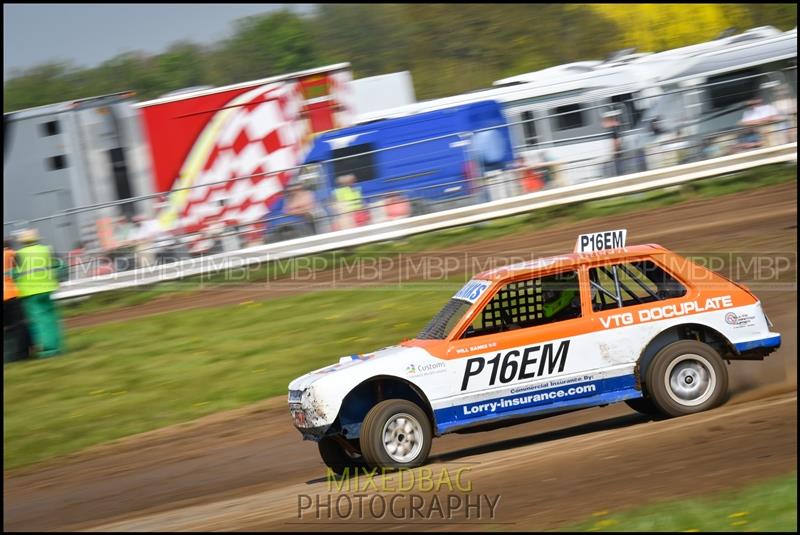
[3,92,154,254]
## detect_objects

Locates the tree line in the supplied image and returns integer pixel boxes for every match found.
[4,4,796,112]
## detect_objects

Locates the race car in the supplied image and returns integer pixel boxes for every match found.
[288,229,781,473]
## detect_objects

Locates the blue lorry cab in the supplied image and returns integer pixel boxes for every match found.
[266,100,515,240]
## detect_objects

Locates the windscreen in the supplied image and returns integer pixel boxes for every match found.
[416,299,472,340]
[415,279,493,340]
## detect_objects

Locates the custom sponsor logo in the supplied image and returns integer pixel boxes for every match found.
[460,340,570,391]
[599,295,734,329]
[407,362,446,377]
[725,311,756,328]
[461,383,597,416]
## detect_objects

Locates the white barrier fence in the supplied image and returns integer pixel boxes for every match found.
[55,143,797,300]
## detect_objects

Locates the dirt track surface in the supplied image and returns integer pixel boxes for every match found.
[5,182,797,531]
[4,391,796,531]
[65,182,798,330]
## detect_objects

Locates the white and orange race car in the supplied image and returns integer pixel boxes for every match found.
[288,230,781,473]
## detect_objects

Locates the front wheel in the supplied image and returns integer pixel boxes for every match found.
[645,340,728,417]
[360,399,432,470]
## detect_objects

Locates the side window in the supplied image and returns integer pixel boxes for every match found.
[521,110,538,146]
[46,155,68,170]
[610,93,643,127]
[551,104,586,131]
[463,270,581,338]
[40,120,61,137]
[548,103,603,143]
[589,259,686,312]
[707,68,760,111]
[331,143,377,183]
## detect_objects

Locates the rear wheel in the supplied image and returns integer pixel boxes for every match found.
[318,436,366,476]
[360,399,432,470]
[645,340,728,417]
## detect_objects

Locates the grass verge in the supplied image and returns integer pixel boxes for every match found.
[4,282,458,469]
[567,472,797,532]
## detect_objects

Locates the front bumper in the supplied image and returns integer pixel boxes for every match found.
[289,403,331,441]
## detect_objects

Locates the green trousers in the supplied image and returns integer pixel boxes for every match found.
[20,293,64,358]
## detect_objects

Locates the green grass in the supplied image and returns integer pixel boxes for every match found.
[568,473,797,532]
[60,163,797,318]
[4,282,460,469]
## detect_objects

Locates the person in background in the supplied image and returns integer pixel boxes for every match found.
[113,215,135,247]
[644,115,669,170]
[67,241,87,279]
[699,136,723,161]
[13,229,65,359]
[132,213,163,268]
[284,182,321,235]
[772,84,797,144]
[331,174,364,230]
[737,97,780,150]
[515,156,545,193]
[602,110,624,177]
[4,239,30,363]
[108,215,137,272]
[385,192,411,220]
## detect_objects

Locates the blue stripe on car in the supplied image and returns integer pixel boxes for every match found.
[434,375,639,434]
[734,335,782,352]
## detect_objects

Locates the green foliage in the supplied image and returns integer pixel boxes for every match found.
[4,5,796,112]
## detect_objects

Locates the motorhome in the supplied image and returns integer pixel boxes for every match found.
[355,26,797,185]
[631,26,797,145]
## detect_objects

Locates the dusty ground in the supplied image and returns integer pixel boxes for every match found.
[5,183,797,531]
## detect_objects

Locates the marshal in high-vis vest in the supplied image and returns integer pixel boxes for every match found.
[14,229,65,358]
[287,229,781,474]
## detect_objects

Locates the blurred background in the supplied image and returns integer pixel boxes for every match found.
[3,4,797,108]
[3,4,797,279]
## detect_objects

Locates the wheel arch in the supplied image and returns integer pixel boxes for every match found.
[333,375,437,439]
[636,322,737,389]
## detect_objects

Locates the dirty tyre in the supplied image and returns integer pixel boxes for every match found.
[318,437,366,476]
[624,395,661,416]
[360,399,432,470]
[646,340,728,417]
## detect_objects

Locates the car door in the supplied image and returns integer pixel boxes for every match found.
[585,256,690,362]
[434,267,629,431]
